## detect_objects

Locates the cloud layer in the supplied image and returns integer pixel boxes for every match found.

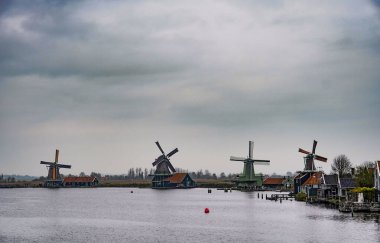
[1,0,380,176]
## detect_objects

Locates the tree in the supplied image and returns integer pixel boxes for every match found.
[90,172,102,179]
[355,161,374,187]
[331,154,352,177]
[79,172,86,177]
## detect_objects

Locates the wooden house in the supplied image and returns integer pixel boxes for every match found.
[318,174,338,200]
[300,172,322,197]
[294,172,312,194]
[152,172,196,189]
[337,176,355,199]
[263,177,287,191]
[63,176,99,187]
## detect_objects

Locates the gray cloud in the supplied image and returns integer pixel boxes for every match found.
[0,0,380,176]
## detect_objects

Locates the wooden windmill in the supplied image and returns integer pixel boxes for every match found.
[150,141,183,189]
[40,149,71,187]
[230,141,270,190]
[152,141,178,175]
[298,140,327,171]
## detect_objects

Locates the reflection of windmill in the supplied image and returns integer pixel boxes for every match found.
[298,140,327,171]
[152,141,178,175]
[40,149,71,187]
[230,141,270,190]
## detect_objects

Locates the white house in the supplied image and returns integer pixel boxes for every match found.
[375,161,380,202]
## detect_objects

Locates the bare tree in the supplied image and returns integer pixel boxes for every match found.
[331,154,352,177]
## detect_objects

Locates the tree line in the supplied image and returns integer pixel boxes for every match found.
[66,168,240,181]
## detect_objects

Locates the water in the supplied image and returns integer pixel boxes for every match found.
[0,188,379,243]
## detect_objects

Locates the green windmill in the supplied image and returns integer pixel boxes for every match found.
[230,141,270,191]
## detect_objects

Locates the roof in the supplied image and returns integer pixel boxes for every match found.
[302,172,322,186]
[164,173,189,184]
[294,173,302,179]
[323,174,338,185]
[294,172,311,180]
[63,176,97,183]
[339,177,355,189]
[263,177,285,185]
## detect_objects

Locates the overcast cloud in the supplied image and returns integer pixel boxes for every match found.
[1,0,380,176]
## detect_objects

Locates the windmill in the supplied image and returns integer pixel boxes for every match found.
[298,140,327,171]
[152,141,178,175]
[230,141,270,190]
[40,149,71,187]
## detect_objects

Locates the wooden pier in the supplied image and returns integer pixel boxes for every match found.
[265,193,295,201]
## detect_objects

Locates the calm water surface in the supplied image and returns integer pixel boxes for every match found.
[0,188,379,242]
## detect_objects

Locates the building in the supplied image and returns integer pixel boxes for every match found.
[63,176,99,187]
[301,172,323,197]
[294,172,312,194]
[152,172,196,189]
[337,176,355,199]
[318,174,338,200]
[375,161,380,202]
[263,177,287,190]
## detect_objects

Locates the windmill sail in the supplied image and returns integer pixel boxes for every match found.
[152,141,178,175]
[299,140,328,171]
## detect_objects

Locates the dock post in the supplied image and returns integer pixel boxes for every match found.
[261,194,263,199]
[257,193,259,198]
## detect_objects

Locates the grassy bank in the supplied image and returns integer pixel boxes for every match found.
[0,181,43,188]
[98,180,151,188]
[194,179,235,188]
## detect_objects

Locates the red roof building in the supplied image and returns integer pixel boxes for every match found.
[63,176,99,187]
[302,172,322,186]
[152,172,196,189]
[164,173,188,184]
[263,177,287,190]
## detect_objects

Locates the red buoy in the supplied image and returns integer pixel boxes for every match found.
[204,208,210,214]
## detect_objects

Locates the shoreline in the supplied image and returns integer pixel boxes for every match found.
[0,179,235,189]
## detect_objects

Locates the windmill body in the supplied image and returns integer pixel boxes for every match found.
[230,141,270,191]
[40,149,71,188]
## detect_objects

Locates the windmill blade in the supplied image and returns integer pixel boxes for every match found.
[152,155,165,166]
[155,141,165,155]
[312,140,317,154]
[253,160,270,165]
[298,148,311,155]
[249,141,254,159]
[56,164,71,168]
[167,148,178,158]
[315,155,327,162]
[230,156,246,161]
[167,161,176,173]
[40,161,55,165]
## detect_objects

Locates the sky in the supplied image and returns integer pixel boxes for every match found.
[0,0,380,176]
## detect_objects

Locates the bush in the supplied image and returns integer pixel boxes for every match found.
[351,187,375,193]
[295,192,307,201]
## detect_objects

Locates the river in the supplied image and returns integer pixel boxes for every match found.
[0,188,379,242]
